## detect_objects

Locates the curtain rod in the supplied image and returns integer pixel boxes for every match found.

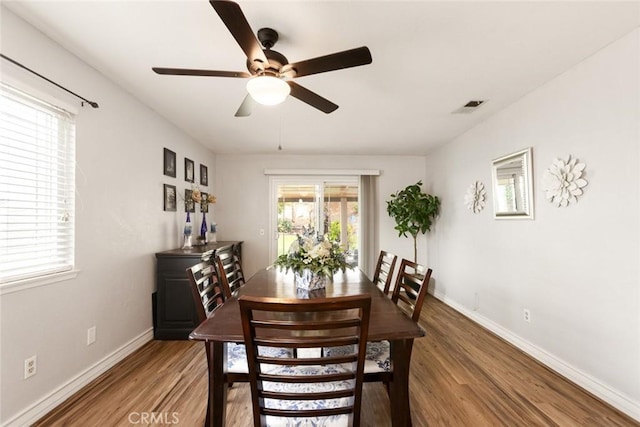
[1,53,99,108]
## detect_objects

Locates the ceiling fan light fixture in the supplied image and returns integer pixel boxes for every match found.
[246,76,290,106]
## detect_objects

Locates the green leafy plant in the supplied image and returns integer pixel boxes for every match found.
[278,218,293,233]
[327,221,357,249]
[327,221,341,242]
[386,181,440,263]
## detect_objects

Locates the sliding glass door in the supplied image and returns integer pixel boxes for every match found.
[270,177,360,267]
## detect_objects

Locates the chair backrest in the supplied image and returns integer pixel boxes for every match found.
[186,261,225,324]
[239,294,372,427]
[390,259,432,322]
[231,242,242,262]
[216,247,245,299]
[372,250,398,295]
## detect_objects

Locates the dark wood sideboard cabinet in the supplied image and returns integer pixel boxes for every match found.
[154,241,242,340]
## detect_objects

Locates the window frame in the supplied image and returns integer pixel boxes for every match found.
[0,82,78,291]
[268,175,362,265]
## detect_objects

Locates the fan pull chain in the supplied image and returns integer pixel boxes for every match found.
[277,112,283,151]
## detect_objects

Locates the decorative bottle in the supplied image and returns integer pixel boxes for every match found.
[182,212,193,249]
[210,222,217,243]
[200,213,208,244]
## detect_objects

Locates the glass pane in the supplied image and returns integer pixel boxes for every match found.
[273,180,360,268]
[323,183,359,267]
[276,184,319,257]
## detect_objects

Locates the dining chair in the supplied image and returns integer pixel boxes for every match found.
[239,294,372,427]
[372,250,398,295]
[186,261,246,427]
[365,259,431,375]
[186,261,225,322]
[186,261,251,376]
[215,247,245,298]
[231,241,243,263]
[325,259,431,390]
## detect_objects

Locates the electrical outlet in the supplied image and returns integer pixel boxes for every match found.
[523,309,531,323]
[87,326,96,345]
[24,355,37,379]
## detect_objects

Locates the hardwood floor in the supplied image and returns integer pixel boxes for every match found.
[34,295,638,426]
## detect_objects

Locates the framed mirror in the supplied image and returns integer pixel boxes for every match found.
[491,147,534,219]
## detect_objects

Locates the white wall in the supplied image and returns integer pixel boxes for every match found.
[214,154,426,279]
[424,29,640,419]
[0,8,216,425]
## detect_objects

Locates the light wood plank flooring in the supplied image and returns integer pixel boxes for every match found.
[34,295,638,426]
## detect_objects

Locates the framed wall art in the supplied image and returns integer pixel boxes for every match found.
[201,192,209,213]
[200,164,208,186]
[163,148,176,178]
[185,158,195,183]
[185,189,196,212]
[163,184,177,211]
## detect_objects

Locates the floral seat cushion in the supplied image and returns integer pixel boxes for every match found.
[323,341,390,373]
[295,347,323,359]
[261,364,356,427]
[226,343,294,374]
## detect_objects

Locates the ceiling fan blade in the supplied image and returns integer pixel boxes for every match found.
[235,94,256,117]
[286,46,372,78]
[153,67,250,78]
[287,81,338,114]
[210,0,269,67]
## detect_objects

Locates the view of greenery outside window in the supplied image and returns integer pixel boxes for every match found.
[276,183,359,266]
[0,83,76,284]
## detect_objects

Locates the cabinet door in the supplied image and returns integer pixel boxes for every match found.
[155,260,200,339]
[162,276,196,322]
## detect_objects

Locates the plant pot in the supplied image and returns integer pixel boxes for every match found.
[294,269,329,291]
[296,287,327,299]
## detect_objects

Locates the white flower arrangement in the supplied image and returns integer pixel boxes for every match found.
[274,234,350,278]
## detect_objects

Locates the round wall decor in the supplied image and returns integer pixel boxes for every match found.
[543,155,588,207]
[464,181,486,213]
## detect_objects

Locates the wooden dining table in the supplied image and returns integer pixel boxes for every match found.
[189,267,425,427]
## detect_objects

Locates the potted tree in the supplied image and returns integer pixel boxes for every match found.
[386,180,440,264]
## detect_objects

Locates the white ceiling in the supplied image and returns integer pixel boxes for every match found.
[4,1,639,155]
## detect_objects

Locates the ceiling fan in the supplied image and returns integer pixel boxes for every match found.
[152,0,372,117]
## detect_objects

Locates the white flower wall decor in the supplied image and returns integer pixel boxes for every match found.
[464,181,486,213]
[542,155,588,207]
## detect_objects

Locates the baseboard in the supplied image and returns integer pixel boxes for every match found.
[3,328,154,427]
[431,290,640,423]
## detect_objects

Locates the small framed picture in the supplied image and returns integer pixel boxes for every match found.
[163,148,176,178]
[201,192,209,213]
[185,189,195,213]
[185,158,195,183]
[200,164,208,186]
[163,184,177,211]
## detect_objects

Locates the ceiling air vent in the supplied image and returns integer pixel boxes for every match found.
[452,100,487,114]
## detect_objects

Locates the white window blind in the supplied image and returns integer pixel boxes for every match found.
[0,83,76,284]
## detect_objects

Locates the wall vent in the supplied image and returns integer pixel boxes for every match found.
[452,100,487,114]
